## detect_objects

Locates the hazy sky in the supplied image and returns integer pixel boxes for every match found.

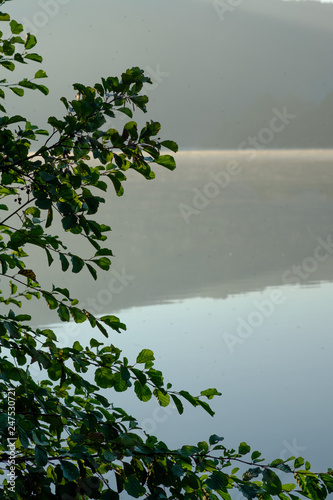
[5,0,333,149]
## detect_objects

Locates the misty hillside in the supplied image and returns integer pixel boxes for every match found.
[202,0,333,149]
[6,0,333,149]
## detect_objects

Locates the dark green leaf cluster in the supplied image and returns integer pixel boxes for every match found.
[0,4,332,499]
[0,14,47,111]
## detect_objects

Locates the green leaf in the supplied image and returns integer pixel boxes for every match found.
[178,445,199,457]
[124,476,145,498]
[282,483,297,492]
[94,248,113,257]
[238,442,251,455]
[134,381,152,402]
[154,154,176,170]
[243,467,262,481]
[59,253,69,272]
[319,473,333,493]
[86,263,97,280]
[48,362,62,381]
[120,366,131,382]
[35,84,49,95]
[62,214,78,230]
[92,257,111,271]
[17,427,29,448]
[24,52,43,63]
[48,116,65,130]
[95,367,114,389]
[1,60,15,71]
[100,315,126,333]
[3,321,19,338]
[15,314,31,322]
[251,450,262,461]
[200,388,222,399]
[136,349,154,364]
[90,338,103,348]
[42,292,58,310]
[57,303,70,322]
[60,461,80,481]
[96,320,108,338]
[241,483,266,498]
[25,206,41,217]
[0,12,10,21]
[178,390,198,408]
[35,198,52,210]
[71,255,84,273]
[276,462,293,473]
[113,372,128,392]
[206,471,228,490]
[262,469,282,495]
[171,394,184,414]
[294,457,305,469]
[108,173,125,196]
[10,20,23,34]
[153,389,170,407]
[104,450,117,462]
[35,445,48,467]
[130,368,147,386]
[40,171,55,182]
[197,399,215,416]
[118,107,133,118]
[209,434,224,445]
[45,248,54,266]
[46,207,53,228]
[34,69,47,79]
[25,33,37,50]
[10,87,24,96]
[160,140,178,152]
[70,307,87,323]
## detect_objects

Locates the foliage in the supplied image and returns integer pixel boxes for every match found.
[0,2,332,498]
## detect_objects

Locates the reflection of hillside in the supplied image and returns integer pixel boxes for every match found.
[25,151,333,323]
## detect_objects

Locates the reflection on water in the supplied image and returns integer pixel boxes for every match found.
[33,151,333,472]
[29,149,333,323]
[49,281,333,473]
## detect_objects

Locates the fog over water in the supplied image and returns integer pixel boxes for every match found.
[27,150,333,322]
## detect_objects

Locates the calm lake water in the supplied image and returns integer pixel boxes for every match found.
[31,150,333,484]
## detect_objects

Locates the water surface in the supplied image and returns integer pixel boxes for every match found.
[33,150,333,473]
